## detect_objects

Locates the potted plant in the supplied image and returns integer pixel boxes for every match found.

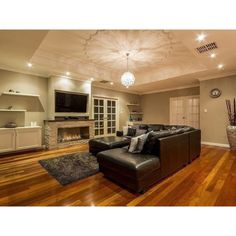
[226,98,236,150]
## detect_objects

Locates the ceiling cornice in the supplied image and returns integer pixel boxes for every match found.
[92,84,140,95]
[0,64,49,78]
[140,84,200,95]
[197,70,236,81]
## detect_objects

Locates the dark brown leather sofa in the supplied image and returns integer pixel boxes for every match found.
[95,124,201,193]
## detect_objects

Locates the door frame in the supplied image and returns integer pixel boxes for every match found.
[169,95,200,128]
[92,95,120,137]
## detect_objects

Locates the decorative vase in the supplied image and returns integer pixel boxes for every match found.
[226,125,236,150]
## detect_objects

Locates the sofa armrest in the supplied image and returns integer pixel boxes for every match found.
[157,133,189,178]
[188,129,201,162]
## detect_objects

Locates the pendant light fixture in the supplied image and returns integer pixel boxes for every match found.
[121,53,135,88]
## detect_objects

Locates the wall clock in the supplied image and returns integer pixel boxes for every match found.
[210,88,221,98]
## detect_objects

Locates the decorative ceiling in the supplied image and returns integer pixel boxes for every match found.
[83,30,174,72]
[0,30,236,94]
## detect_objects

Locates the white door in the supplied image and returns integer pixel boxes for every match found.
[170,96,199,129]
[0,129,15,153]
[93,97,118,137]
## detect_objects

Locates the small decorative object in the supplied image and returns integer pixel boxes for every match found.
[30,121,37,127]
[210,88,221,98]
[15,91,20,93]
[7,106,13,110]
[8,89,14,93]
[226,98,236,150]
[5,122,17,128]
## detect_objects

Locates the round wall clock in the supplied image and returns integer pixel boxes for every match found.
[210,88,221,98]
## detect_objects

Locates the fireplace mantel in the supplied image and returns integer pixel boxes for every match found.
[44,120,94,150]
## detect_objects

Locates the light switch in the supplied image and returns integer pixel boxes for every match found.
[204,109,207,113]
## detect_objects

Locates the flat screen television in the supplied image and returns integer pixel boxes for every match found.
[55,91,88,113]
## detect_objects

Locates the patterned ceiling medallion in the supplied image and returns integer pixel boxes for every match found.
[84,30,174,73]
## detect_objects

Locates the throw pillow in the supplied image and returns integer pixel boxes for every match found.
[135,132,150,153]
[127,127,136,137]
[128,132,150,153]
[128,136,139,153]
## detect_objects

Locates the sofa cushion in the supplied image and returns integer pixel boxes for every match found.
[135,128,147,136]
[89,136,130,155]
[147,124,164,132]
[142,129,185,155]
[97,147,160,179]
[164,125,194,132]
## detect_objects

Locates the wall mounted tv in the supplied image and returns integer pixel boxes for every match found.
[55,91,88,113]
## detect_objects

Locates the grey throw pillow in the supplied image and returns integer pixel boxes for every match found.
[128,136,139,153]
[128,132,150,153]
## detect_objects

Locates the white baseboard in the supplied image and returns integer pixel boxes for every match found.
[201,141,230,148]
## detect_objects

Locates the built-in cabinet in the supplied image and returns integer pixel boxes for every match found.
[0,127,42,154]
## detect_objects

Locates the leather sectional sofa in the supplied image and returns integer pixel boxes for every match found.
[91,124,201,193]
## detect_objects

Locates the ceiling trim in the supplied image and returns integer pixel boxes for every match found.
[0,64,49,78]
[140,84,200,95]
[197,70,236,81]
[92,84,140,95]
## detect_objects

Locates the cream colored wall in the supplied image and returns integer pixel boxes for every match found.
[48,76,92,119]
[200,75,236,145]
[92,86,141,130]
[0,69,48,128]
[141,87,200,124]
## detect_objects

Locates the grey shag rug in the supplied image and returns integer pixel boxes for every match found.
[39,152,99,185]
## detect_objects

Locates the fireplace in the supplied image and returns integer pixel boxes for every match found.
[44,120,94,149]
[57,127,89,143]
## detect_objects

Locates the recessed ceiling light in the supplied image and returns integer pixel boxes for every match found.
[66,71,70,76]
[27,62,32,68]
[210,53,216,58]
[90,77,94,81]
[110,82,114,85]
[196,32,207,43]
[218,64,224,69]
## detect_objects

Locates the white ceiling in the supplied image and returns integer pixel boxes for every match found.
[0,30,236,94]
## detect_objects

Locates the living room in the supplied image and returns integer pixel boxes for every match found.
[0,30,236,199]
[1,1,236,236]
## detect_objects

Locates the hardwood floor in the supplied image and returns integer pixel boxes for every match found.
[0,144,236,206]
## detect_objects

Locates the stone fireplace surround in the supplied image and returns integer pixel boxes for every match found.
[44,120,94,150]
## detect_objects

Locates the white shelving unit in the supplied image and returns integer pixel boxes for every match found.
[1,92,40,97]
[0,109,27,112]
[127,103,143,125]
[127,103,140,106]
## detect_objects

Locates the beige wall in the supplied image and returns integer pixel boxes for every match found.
[2,68,235,146]
[141,87,200,124]
[200,75,236,145]
[92,86,141,130]
[0,69,48,128]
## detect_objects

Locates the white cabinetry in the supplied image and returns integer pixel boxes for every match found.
[0,127,42,153]
[0,129,15,153]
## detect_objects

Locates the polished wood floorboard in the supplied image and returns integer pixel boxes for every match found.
[0,144,235,206]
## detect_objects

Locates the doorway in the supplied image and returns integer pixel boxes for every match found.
[169,95,199,129]
[92,97,119,137]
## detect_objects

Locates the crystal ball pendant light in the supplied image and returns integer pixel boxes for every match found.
[121,53,135,88]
